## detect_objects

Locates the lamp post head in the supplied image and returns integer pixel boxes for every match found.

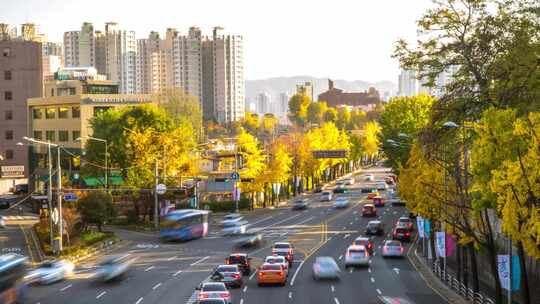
[16,142,24,146]
[386,139,397,145]
[442,121,460,129]
[397,132,410,139]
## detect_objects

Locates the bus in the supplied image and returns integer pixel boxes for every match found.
[0,254,29,304]
[159,210,210,241]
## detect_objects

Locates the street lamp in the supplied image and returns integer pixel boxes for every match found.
[397,132,410,139]
[22,136,63,253]
[77,136,108,189]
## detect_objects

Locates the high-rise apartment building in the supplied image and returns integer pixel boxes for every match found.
[103,22,137,94]
[296,81,314,101]
[0,24,17,40]
[0,40,43,191]
[398,69,417,97]
[257,92,271,114]
[279,92,291,116]
[398,67,458,98]
[173,27,203,105]
[64,22,95,68]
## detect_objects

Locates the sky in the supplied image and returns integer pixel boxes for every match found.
[2,0,433,82]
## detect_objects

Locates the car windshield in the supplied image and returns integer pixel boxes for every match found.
[396,228,408,233]
[217,266,237,272]
[202,283,226,292]
[199,300,225,304]
[266,257,284,263]
[386,241,401,247]
[262,264,281,271]
[273,252,287,257]
[318,260,336,267]
[322,192,331,195]
[354,239,367,245]
[399,218,410,223]
[40,262,55,268]
[228,256,246,264]
[274,244,290,249]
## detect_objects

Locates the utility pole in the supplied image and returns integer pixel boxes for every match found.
[508,238,512,304]
[154,159,159,230]
[47,143,54,250]
[57,147,63,252]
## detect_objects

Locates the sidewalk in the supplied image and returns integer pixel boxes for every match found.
[407,236,469,304]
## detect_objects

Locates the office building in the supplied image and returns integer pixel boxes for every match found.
[0,40,43,191]
[318,79,381,107]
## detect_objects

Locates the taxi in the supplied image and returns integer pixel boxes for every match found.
[367,191,380,200]
[257,263,287,286]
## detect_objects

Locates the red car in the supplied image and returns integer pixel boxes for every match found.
[361,204,377,217]
[392,226,412,242]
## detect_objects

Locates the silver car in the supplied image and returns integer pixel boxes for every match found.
[382,240,405,258]
[320,191,333,202]
[26,260,74,284]
[333,198,349,209]
[94,255,132,282]
[312,256,340,280]
[0,215,5,228]
[221,221,248,236]
[344,245,370,267]
[220,214,243,226]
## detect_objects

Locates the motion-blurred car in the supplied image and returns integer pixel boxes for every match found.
[352,236,374,255]
[335,180,346,186]
[272,242,294,266]
[26,260,74,284]
[373,196,385,207]
[333,198,350,209]
[361,187,377,194]
[264,255,289,276]
[333,185,348,194]
[365,220,385,236]
[396,216,414,230]
[197,282,231,304]
[210,265,243,288]
[220,214,243,226]
[385,177,395,185]
[376,183,389,191]
[361,204,377,217]
[364,174,375,182]
[367,191,380,199]
[344,245,370,267]
[94,255,132,282]
[198,299,227,304]
[232,232,263,248]
[225,253,252,275]
[0,216,5,229]
[320,191,333,202]
[382,240,405,258]
[258,263,287,286]
[292,199,309,210]
[221,221,248,236]
[312,256,340,280]
[392,226,412,242]
[343,178,355,185]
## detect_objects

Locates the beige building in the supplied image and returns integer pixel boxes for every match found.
[0,40,43,192]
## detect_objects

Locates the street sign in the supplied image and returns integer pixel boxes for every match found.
[312,150,349,159]
[156,183,167,195]
[231,172,240,181]
[63,193,78,202]
[1,165,25,178]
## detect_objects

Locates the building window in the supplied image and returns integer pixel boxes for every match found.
[4,70,11,80]
[58,130,69,142]
[51,88,55,96]
[72,130,81,141]
[4,110,12,120]
[4,91,12,100]
[2,48,10,57]
[34,130,43,140]
[5,150,13,160]
[45,130,55,141]
[45,108,56,119]
[58,107,69,119]
[72,106,80,118]
[33,108,43,119]
[69,87,76,95]
[5,130,13,140]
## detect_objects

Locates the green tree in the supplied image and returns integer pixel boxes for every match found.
[323,108,338,123]
[288,94,311,126]
[348,109,366,130]
[307,101,324,125]
[336,107,351,130]
[77,191,116,231]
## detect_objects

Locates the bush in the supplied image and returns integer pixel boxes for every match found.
[80,231,114,246]
[77,191,117,231]
[200,198,251,212]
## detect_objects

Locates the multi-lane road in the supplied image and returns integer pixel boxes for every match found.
[26,166,447,304]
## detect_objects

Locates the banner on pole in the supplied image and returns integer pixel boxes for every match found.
[417,216,425,238]
[435,232,446,258]
[498,255,521,291]
[424,219,431,239]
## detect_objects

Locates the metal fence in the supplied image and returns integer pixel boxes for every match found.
[431,263,495,304]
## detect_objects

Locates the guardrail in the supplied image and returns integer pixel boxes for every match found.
[432,263,495,304]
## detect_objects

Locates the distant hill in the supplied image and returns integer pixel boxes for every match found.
[245,76,397,102]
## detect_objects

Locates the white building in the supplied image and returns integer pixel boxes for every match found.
[257,92,271,114]
[279,92,291,116]
[173,27,204,105]
[64,22,95,68]
[398,69,417,97]
[103,22,137,94]
[398,67,458,98]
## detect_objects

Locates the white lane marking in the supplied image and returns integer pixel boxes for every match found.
[353,211,358,215]
[378,245,381,249]
[334,297,340,304]
[240,299,244,304]
[260,213,303,230]
[60,284,72,291]
[289,260,305,286]
[190,256,210,266]
[369,259,373,264]
[173,270,182,276]
[368,268,372,273]
[338,255,343,260]
[96,291,107,299]
[355,217,359,221]
[349,268,353,273]
[135,297,143,304]
[328,237,333,241]
[152,283,162,290]
[343,234,350,239]
[349,222,353,225]
[331,285,335,292]
[167,256,176,261]
[249,270,257,280]
[393,211,397,215]
[373,252,377,256]
[243,286,248,292]
[393,267,400,275]
[370,277,375,283]
[144,266,155,272]
[288,292,292,299]
[376,289,382,295]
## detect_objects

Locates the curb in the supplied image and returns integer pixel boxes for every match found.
[407,236,468,304]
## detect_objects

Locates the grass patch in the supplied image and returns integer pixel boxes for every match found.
[80,231,114,246]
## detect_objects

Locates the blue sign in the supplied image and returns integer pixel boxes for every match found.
[231,172,240,181]
[424,219,431,239]
[63,193,78,202]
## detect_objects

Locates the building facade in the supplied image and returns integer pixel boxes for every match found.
[398,69,417,97]
[318,79,381,107]
[279,92,290,116]
[296,81,314,101]
[257,92,271,114]
[0,40,43,191]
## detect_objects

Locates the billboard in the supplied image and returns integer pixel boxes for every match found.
[312,150,349,159]
[1,165,25,178]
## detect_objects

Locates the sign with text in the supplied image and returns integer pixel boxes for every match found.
[312,150,349,159]
[1,166,25,178]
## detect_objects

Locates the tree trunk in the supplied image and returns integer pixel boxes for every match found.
[457,243,462,283]
[517,241,531,304]
[468,243,479,292]
[487,243,503,304]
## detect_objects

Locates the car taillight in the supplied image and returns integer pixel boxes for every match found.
[278,271,284,276]
[220,292,230,298]
[233,274,241,279]
[400,247,404,253]
[383,247,388,253]
[405,232,410,236]
[199,294,209,299]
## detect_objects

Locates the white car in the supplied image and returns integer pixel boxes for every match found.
[344,245,370,267]
[343,178,355,185]
[264,255,289,275]
[320,191,333,202]
[27,260,74,284]
[333,198,350,209]
[221,221,248,236]
[313,256,340,280]
[94,255,133,282]
[220,214,243,226]
[382,240,405,258]
[197,282,232,304]
[0,216,5,228]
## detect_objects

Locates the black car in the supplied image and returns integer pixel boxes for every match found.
[225,253,252,275]
[0,196,17,209]
[198,300,227,304]
[292,199,309,210]
[333,185,348,194]
[365,221,385,236]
